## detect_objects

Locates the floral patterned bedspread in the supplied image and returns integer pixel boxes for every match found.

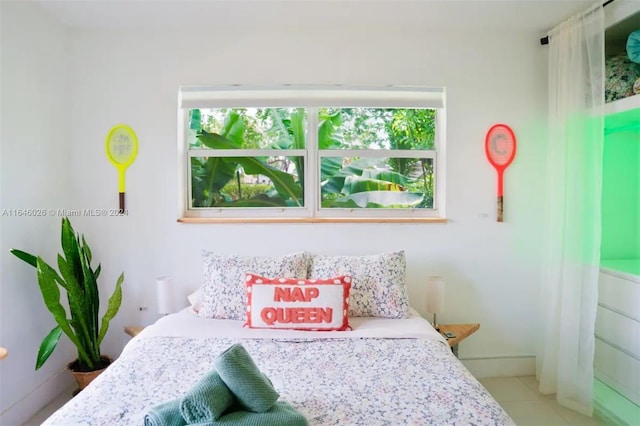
[43,335,513,425]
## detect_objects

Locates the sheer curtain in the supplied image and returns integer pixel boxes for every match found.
[537,1,604,416]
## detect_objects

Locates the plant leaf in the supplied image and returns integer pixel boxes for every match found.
[60,218,82,283]
[57,253,93,360]
[331,190,424,208]
[98,273,124,347]
[11,249,68,289]
[36,257,93,369]
[9,249,37,267]
[82,235,92,264]
[35,326,62,370]
[216,195,287,207]
[78,241,100,361]
[197,132,242,150]
[233,157,302,205]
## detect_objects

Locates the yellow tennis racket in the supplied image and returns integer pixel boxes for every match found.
[106,125,138,213]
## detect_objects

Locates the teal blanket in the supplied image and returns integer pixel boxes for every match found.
[212,401,309,426]
[179,369,235,423]
[214,343,279,413]
[143,400,186,426]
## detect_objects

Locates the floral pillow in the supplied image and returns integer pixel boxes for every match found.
[245,273,351,331]
[199,251,310,320]
[308,250,410,318]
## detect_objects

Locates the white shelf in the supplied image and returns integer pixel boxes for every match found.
[604,94,640,116]
[604,0,640,30]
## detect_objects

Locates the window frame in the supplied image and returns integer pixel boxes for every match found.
[178,86,446,221]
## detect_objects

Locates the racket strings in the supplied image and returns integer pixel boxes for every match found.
[487,132,515,166]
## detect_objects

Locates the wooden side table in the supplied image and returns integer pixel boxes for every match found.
[124,326,145,337]
[438,323,480,357]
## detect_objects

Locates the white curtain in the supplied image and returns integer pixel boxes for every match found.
[537,1,604,416]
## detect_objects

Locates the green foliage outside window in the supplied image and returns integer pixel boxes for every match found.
[189,107,436,209]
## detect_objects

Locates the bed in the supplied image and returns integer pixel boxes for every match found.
[43,250,514,425]
[42,309,513,425]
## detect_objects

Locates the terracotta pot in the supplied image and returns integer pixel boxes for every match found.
[67,355,112,394]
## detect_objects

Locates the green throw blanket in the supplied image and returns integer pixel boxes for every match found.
[143,344,307,425]
[179,369,235,423]
[143,400,185,426]
[212,401,309,426]
[214,343,280,413]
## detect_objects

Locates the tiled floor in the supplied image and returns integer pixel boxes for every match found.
[478,376,605,426]
[26,376,604,425]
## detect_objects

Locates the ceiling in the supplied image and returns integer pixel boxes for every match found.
[32,0,596,34]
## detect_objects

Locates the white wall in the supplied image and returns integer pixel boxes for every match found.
[1,4,550,422]
[67,25,548,358]
[0,1,75,424]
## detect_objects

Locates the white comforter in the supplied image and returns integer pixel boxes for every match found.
[43,310,514,425]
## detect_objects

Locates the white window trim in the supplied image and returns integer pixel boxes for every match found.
[178,86,446,220]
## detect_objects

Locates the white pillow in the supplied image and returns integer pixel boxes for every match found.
[308,250,410,318]
[198,251,310,320]
[187,288,203,313]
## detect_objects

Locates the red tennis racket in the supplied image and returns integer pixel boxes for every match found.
[485,124,516,222]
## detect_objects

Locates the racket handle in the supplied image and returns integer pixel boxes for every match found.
[497,196,503,222]
[119,192,125,214]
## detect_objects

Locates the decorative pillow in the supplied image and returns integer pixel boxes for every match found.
[199,251,310,320]
[605,55,640,102]
[308,251,410,318]
[627,30,640,64]
[245,273,351,331]
[187,287,203,313]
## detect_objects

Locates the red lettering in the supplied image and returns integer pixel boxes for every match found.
[305,287,319,301]
[260,307,333,325]
[261,307,277,325]
[291,287,305,302]
[273,286,321,302]
[273,287,289,302]
[318,307,332,323]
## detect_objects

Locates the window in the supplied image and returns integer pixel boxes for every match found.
[178,87,446,221]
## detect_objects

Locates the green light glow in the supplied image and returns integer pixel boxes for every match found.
[600,107,640,264]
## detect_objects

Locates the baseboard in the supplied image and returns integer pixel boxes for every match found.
[594,378,640,426]
[460,355,536,379]
[0,368,75,426]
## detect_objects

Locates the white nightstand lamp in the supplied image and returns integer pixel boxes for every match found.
[156,277,175,315]
[426,276,445,331]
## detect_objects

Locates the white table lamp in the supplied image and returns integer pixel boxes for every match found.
[426,276,445,330]
[156,277,174,315]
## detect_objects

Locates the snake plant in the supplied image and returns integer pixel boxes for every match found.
[10,217,123,371]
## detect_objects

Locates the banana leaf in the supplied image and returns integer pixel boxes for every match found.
[197,131,242,150]
[289,109,305,197]
[340,175,405,196]
[232,157,302,205]
[325,191,424,208]
[215,195,289,207]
